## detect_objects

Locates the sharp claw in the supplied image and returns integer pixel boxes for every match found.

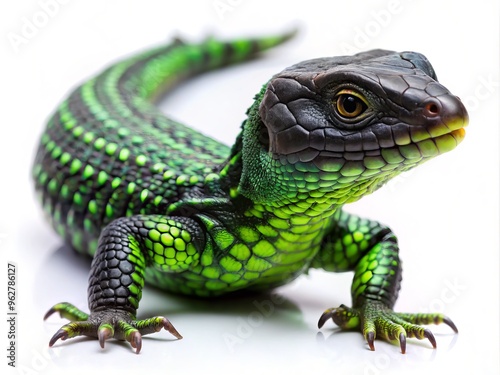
[399,332,406,354]
[442,316,459,333]
[318,309,334,329]
[424,329,437,349]
[129,331,142,354]
[49,329,68,347]
[44,307,57,321]
[366,331,375,351]
[45,308,182,353]
[162,318,183,339]
[98,326,113,349]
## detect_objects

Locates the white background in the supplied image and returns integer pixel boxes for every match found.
[1,1,499,374]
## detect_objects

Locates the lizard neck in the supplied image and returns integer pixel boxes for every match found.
[217,86,399,223]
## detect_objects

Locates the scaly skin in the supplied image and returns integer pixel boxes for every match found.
[33,32,466,354]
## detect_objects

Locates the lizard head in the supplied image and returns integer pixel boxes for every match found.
[240,50,468,205]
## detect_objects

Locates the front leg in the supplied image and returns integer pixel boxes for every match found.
[45,214,205,353]
[312,209,458,353]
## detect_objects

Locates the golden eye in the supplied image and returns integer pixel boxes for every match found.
[334,90,368,118]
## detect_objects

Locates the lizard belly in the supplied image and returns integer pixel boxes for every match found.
[144,212,330,297]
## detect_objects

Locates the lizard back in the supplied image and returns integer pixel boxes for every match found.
[32,34,294,255]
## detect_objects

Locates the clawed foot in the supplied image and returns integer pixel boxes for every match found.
[318,301,458,354]
[44,302,182,353]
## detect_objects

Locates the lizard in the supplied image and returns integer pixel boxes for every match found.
[33,31,467,354]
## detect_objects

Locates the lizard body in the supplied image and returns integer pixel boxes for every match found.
[33,32,467,353]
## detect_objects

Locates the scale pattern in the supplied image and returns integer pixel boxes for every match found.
[34,33,467,353]
[33,36,286,255]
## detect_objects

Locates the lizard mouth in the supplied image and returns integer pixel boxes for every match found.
[439,127,466,149]
[396,115,468,161]
[349,114,468,175]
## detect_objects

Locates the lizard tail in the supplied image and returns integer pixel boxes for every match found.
[107,29,298,103]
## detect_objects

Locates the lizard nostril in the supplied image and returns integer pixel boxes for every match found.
[423,100,440,117]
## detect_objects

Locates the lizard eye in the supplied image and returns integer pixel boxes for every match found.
[334,90,368,119]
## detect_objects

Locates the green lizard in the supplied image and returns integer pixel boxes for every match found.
[33,31,467,354]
